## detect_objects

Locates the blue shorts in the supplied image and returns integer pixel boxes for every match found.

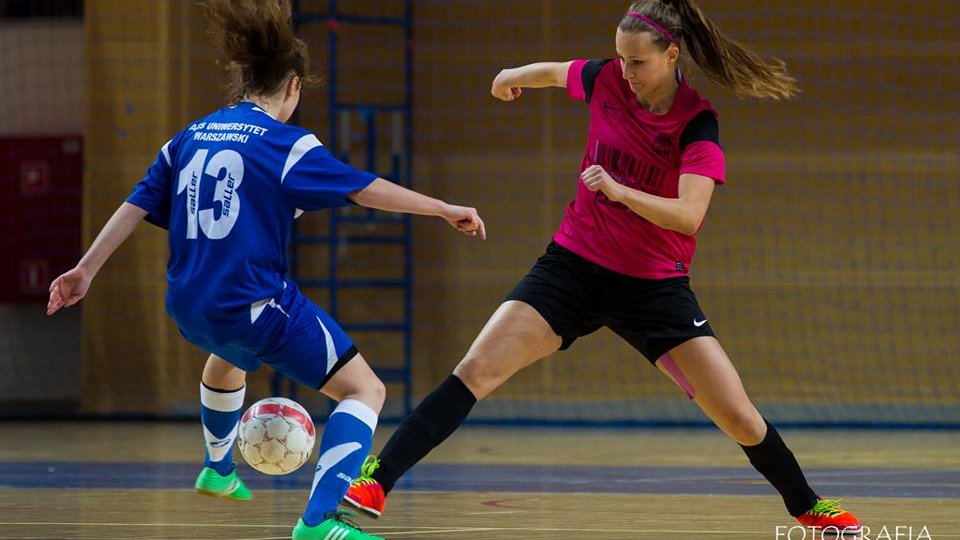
[203,282,358,390]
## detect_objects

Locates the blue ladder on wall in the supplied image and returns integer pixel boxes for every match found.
[276,0,414,417]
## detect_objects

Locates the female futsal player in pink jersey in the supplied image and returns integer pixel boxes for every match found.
[346,0,860,533]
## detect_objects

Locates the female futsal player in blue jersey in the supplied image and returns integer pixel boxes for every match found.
[345,0,860,535]
[46,1,483,539]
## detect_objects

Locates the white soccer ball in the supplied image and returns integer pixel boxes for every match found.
[238,397,316,475]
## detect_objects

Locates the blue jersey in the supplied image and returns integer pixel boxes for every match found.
[127,102,376,349]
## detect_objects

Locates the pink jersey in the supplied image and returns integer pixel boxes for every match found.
[554,59,726,279]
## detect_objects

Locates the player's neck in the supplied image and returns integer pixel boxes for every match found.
[636,79,680,115]
[242,95,281,120]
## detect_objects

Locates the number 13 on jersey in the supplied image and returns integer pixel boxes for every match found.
[177,149,245,239]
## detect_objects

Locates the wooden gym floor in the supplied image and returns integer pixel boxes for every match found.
[0,422,958,539]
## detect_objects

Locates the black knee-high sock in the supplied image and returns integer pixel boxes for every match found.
[741,419,819,517]
[372,374,477,494]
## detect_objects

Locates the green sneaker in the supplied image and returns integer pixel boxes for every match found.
[293,511,384,540]
[194,466,253,501]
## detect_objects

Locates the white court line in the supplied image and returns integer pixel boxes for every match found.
[379,529,767,537]
[0,523,290,540]
[0,521,485,530]
[382,528,506,536]
[462,510,526,515]
[4,537,288,540]
[0,522,762,534]
[5,522,958,538]
[375,526,959,537]
[0,522,287,528]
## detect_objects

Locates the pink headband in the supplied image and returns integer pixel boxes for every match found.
[627,12,679,43]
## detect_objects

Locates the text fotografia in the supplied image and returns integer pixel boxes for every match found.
[776,526,932,540]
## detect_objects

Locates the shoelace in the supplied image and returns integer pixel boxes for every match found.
[354,456,381,485]
[325,510,365,531]
[807,499,845,518]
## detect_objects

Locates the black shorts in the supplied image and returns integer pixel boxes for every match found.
[504,242,716,363]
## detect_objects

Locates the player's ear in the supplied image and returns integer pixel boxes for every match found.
[667,44,680,64]
[287,75,301,98]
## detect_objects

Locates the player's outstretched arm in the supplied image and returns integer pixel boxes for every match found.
[490,61,574,101]
[47,202,148,315]
[348,178,485,239]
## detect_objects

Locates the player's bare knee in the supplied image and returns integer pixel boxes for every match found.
[202,355,245,390]
[366,377,386,410]
[724,409,765,445]
[452,356,502,400]
[338,376,385,413]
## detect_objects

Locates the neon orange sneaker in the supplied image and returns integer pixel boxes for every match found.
[343,456,386,518]
[796,499,861,534]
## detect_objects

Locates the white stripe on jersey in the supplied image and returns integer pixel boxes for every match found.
[160,140,172,166]
[281,134,323,184]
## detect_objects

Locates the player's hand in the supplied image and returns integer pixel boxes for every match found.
[491,70,522,101]
[581,165,626,201]
[47,266,92,315]
[440,204,486,240]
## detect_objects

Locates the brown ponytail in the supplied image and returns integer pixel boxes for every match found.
[619,0,799,100]
[205,0,320,102]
